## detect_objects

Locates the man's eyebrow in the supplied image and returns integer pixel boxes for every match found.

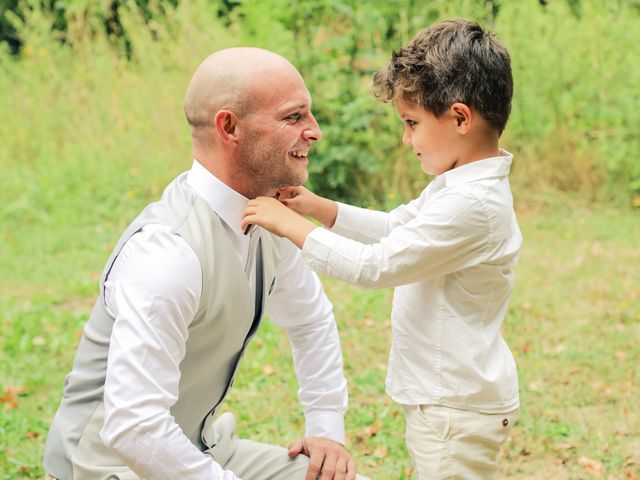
[278,103,310,115]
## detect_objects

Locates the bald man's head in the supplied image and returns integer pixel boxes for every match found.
[183,47,301,130]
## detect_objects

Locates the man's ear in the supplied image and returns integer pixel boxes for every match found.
[214,110,240,144]
[450,103,472,134]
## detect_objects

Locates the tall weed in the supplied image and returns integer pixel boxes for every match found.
[1,0,638,218]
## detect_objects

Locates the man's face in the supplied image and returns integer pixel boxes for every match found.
[237,74,322,197]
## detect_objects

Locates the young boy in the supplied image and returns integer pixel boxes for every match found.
[242,19,521,479]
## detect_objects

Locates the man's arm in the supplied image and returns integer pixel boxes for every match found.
[266,238,356,480]
[102,225,240,480]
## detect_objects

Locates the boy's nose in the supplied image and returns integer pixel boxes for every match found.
[402,127,412,145]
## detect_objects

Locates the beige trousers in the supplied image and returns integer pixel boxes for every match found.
[205,412,310,479]
[47,412,370,479]
[403,404,518,480]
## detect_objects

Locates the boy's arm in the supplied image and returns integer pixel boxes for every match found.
[243,197,318,248]
[243,180,432,250]
[301,190,495,289]
[280,186,397,243]
[244,190,499,290]
[284,185,432,243]
[279,186,338,228]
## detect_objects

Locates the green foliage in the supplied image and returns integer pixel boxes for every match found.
[1,4,639,479]
[2,0,639,204]
[500,0,640,200]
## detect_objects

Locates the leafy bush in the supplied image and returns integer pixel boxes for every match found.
[1,0,638,208]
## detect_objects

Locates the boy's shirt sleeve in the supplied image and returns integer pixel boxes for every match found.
[330,187,429,243]
[302,189,492,289]
[330,202,389,243]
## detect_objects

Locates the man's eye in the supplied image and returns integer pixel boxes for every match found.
[287,113,302,121]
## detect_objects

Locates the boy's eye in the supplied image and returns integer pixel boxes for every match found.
[405,119,417,127]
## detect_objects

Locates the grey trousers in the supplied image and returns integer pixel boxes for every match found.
[205,412,309,479]
[206,412,370,480]
[47,412,370,479]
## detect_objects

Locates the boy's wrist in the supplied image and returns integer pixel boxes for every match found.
[285,217,318,249]
[319,198,338,228]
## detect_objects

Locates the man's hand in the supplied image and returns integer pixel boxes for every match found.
[288,437,357,480]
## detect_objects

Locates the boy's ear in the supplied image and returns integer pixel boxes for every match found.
[213,110,241,145]
[450,103,472,134]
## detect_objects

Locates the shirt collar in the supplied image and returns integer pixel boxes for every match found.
[186,159,248,234]
[439,149,513,188]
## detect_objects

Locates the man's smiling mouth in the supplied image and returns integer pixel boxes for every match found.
[289,149,308,158]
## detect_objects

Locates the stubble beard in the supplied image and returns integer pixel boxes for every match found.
[238,138,308,198]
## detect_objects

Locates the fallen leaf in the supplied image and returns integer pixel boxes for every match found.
[0,385,26,410]
[261,364,275,376]
[555,443,575,451]
[359,421,380,438]
[578,456,603,476]
[372,445,388,458]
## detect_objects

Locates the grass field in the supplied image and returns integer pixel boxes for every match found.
[1,186,638,478]
[1,2,639,477]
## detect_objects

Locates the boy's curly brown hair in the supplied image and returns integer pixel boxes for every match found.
[373,19,513,134]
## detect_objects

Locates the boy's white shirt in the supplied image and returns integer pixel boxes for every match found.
[302,150,522,412]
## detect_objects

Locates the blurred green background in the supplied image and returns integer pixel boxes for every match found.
[1,1,638,478]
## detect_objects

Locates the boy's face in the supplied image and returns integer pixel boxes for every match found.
[393,97,460,176]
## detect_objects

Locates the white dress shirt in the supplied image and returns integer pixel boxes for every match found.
[303,151,521,413]
[101,160,348,480]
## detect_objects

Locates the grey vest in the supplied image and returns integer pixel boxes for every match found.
[44,172,281,479]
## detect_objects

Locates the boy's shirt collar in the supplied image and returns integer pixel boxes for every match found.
[439,148,512,188]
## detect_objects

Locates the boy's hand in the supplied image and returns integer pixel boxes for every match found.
[278,186,338,228]
[288,437,357,480]
[242,197,317,248]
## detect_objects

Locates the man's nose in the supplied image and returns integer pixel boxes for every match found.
[302,113,322,142]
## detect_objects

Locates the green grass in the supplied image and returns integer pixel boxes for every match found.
[1,2,639,478]
[1,193,639,479]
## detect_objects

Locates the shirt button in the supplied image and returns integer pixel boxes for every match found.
[502,418,509,427]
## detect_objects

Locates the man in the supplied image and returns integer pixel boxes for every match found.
[44,48,365,480]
